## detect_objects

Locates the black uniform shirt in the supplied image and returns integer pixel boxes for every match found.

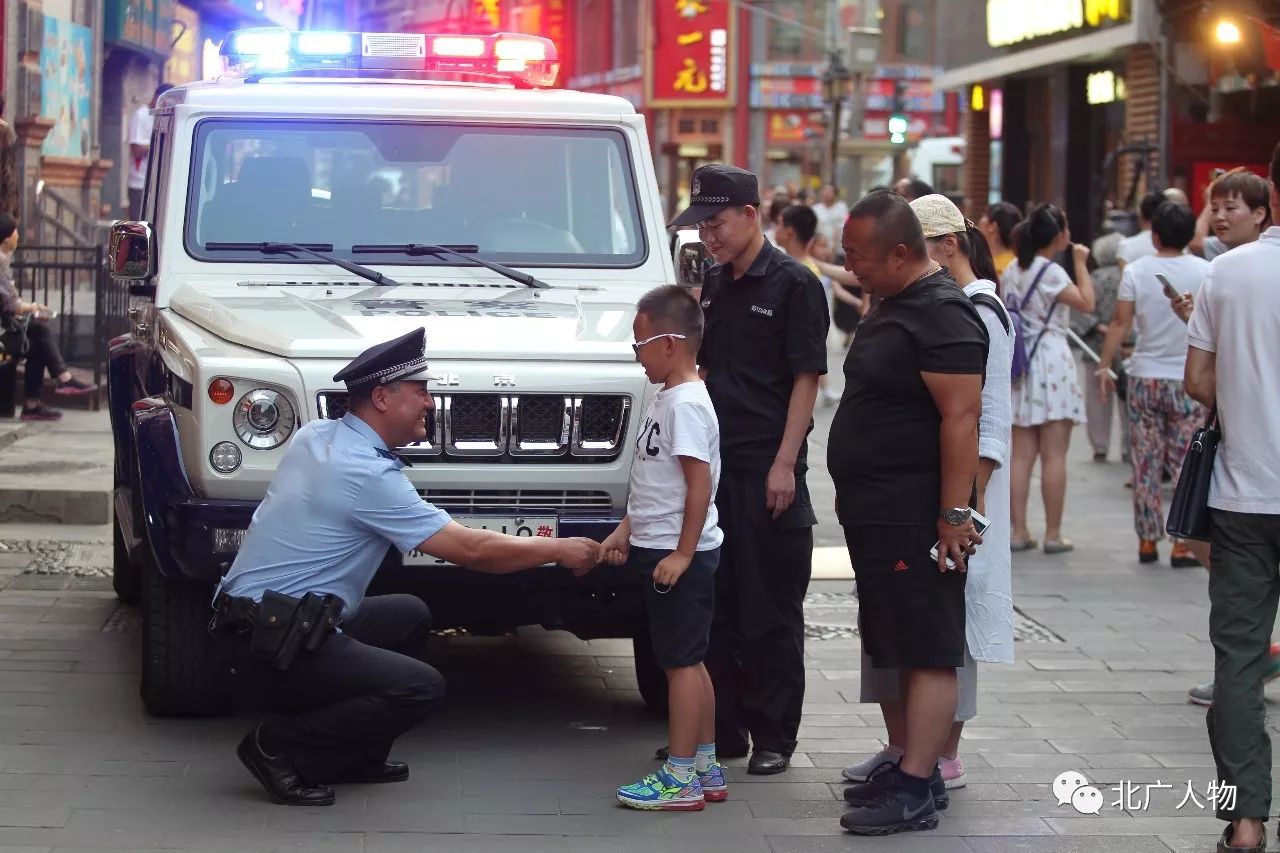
[827,269,988,527]
[698,239,831,473]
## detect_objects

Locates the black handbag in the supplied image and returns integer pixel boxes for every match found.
[1166,406,1220,541]
[0,313,27,359]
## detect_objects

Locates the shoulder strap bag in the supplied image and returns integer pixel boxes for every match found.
[1166,406,1220,541]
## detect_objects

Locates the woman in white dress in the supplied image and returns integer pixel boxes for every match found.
[1002,204,1095,553]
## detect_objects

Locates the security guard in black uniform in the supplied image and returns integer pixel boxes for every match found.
[669,165,830,775]
[211,328,601,806]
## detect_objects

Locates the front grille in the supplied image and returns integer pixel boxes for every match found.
[419,489,613,514]
[448,395,503,443]
[315,391,629,461]
[580,396,626,444]
[517,395,565,441]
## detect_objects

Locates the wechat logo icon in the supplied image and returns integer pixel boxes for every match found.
[1053,770,1104,815]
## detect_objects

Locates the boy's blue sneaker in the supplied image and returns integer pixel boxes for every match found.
[698,762,728,802]
[617,764,706,811]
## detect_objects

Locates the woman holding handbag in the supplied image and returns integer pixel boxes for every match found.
[1002,204,1095,554]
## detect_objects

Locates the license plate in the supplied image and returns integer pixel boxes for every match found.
[403,516,559,566]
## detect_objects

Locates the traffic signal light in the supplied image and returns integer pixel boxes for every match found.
[889,80,908,145]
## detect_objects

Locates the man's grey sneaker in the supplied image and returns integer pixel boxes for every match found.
[842,747,903,783]
[1188,681,1214,707]
[840,770,940,836]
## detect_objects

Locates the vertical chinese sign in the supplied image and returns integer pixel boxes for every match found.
[646,0,734,108]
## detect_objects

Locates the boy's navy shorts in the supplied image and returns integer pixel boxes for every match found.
[633,546,719,669]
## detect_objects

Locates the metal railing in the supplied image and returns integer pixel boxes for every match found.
[11,244,129,388]
[34,186,100,248]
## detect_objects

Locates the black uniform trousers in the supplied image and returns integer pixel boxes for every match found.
[224,593,445,785]
[705,469,815,756]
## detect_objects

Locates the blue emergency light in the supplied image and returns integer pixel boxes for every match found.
[220,27,560,87]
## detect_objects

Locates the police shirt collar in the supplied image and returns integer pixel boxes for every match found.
[744,238,780,278]
[341,412,390,453]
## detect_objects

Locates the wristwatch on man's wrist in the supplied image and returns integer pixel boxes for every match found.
[940,507,972,527]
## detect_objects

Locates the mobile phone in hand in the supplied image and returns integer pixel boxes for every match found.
[1155,273,1179,301]
[930,509,991,569]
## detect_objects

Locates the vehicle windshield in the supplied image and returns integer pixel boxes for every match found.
[185,119,646,267]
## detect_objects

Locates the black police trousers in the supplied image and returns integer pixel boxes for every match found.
[705,469,815,756]
[224,593,445,784]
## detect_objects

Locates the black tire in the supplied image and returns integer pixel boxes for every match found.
[140,553,230,718]
[111,514,142,605]
[633,627,668,717]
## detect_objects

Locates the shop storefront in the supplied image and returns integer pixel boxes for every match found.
[936,0,1161,238]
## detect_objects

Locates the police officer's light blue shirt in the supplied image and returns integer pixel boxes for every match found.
[218,413,450,615]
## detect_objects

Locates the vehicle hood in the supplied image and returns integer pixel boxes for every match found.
[168,282,643,361]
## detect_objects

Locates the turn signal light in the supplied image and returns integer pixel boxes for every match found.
[209,378,235,405]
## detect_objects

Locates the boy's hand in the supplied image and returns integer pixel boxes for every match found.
[600,528,630,566]
[653,552,692,587]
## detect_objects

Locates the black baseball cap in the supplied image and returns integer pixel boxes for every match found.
[669,164,761,228]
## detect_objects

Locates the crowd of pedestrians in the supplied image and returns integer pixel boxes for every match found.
[646,154,1280,845]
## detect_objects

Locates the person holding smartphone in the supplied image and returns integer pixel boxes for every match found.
[1097,202,1209,568]
[842,195,1014,797]
[830,191,987,836]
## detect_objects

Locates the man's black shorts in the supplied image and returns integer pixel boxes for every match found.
[844,525,966,669]
[634,546,719,669]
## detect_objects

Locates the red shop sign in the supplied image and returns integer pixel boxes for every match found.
[646,0,735,108]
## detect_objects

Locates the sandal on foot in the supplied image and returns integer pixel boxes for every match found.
[1217,826,1266,852]
[1043,540,1075,554]
[1010,539,1038,552]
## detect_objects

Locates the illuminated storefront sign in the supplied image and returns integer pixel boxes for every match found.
[987,0,1129,48]
[1086,69,1127,105]
[647,0,734,107]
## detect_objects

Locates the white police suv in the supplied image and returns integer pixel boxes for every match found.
[107,27,677,716]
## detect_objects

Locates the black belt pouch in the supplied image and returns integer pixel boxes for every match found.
[251,590,305,670]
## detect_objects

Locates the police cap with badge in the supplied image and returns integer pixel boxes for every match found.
[669,164,761,228]
[333,328,441,391]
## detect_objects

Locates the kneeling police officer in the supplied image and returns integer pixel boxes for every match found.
[211,328,601,806]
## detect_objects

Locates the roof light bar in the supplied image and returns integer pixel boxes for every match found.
[220,27,560,87]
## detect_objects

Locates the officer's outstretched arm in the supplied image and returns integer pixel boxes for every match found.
[414,522,601,574]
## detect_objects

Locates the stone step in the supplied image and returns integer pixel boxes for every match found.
[0,409,111,524]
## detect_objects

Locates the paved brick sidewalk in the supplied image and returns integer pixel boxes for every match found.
[0,351,1271,852]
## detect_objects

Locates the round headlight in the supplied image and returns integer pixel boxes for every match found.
[233,389,296,449]
[210,441,242,473]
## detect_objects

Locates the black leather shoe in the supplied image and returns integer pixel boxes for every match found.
[655,744,749,761]
[236,730,335,806]
[334,761,409,784]
[747,750,789,775]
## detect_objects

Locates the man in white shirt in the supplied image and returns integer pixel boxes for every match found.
[1115,191,1164,269]
[1184,141,1280,853]
[811,184,849,252]
[126,83,172,219]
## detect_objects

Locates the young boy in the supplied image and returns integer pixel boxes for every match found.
[600,284,724,811]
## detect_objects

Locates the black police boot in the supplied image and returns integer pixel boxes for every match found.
[334,760,410,785]
[747,750,789,775]
[236,729,336,806]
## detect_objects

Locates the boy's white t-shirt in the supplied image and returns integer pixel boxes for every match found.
[627,381,723,552]
[1118,253,1210,380]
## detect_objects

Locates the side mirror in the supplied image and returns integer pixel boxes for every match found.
[673,229,709,291]
[108,220,155,282]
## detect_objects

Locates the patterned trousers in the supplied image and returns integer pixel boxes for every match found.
[1126,376,1208,541]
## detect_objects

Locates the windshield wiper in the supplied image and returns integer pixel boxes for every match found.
[351,243,548,289]
[205,242,401,287]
